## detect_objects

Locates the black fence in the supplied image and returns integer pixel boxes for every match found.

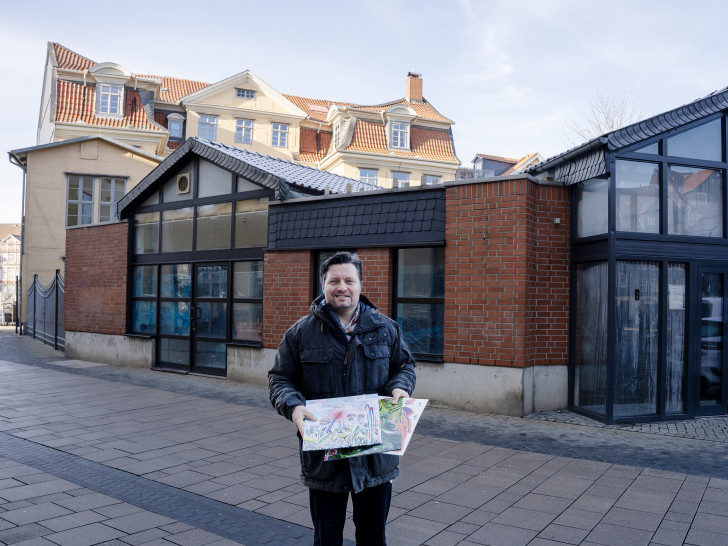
[26,270,64,351]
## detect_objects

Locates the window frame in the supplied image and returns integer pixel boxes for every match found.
[394,247,445,362]
[271,122,289,148]
[98,177,127,224]
[390,122,409,149]
[97,83,124,117]
[423,175,441,186]
[236,88,256,99]
[359,168,377,185]
[168,119,183,139]
[235,118,254,144]
[198,114,218,140]
[393,171,410,188]
[66,175,95,227]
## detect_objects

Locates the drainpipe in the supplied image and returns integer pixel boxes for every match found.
[8,153,26,335]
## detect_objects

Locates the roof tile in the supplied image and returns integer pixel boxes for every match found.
[346,120,457,162]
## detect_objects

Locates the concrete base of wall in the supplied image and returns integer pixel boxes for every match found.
[415,362,568,416]
[64,332,568,416]
[65,331,153,368]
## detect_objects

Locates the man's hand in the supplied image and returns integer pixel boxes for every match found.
[291,405,317,435]
[391,388,409,404]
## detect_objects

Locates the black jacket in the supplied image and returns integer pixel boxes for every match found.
[268,294,417,493]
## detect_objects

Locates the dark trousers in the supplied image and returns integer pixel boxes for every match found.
[309,481,392,546]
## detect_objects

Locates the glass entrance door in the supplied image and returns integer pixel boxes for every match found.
[191,264,228,376]
[697,269,727,414]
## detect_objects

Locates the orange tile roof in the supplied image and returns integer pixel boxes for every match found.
[283,95,357,122]
[475,153,518,163]
[298,127,332,163]
[135,75,211,103]
[55,80,163,132]
[347,120,457,163]
[352,98,453,123]
[53,43,94,71]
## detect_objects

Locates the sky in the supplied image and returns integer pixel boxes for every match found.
[1,0,727,224]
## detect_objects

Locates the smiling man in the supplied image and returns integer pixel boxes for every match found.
[269,251,416,546]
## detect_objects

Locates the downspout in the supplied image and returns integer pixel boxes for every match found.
[8,153,26,335]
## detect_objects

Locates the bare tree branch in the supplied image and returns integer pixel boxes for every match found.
[565,92,645,147]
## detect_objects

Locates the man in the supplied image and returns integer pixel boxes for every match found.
[269,251,416,546]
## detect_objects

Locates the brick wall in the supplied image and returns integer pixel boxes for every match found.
[262,250,313,348]
[65,222,128,335]
[444,178,570,368]
[262,248,395,348]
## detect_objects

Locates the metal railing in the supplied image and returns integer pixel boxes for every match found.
[26,269,64,351]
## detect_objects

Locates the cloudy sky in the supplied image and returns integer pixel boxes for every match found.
[1,0,726,223]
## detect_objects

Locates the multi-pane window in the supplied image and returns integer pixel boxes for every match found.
[168,119,183,139]
[390,122,408,149]
[134,212,159,254]
[67,175,94,227]
[272,122,288,147]
[333,122,342,148]
[198,115,217,140]
[423,175,441,185]
[393,172,410,188]
[232,260,264,343]
[131,265,157,334]
[395,247,445,359]
[236,88,255,99]
[235,119,254,144]
[99,178,126,223]
[97,84,123,116]
[359,168,377,185]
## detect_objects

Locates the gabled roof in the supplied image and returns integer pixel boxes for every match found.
[52,43,94,72]
[118,138,377,216]
[474,154,518,164]
[529,86,728,185]
[0,225,21,241]
[9,135,163,168]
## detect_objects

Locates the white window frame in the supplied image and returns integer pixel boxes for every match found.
[199,115,218,140]
[359,168,377,185]
[393,172,410,188]
[97,83,123,116]
[390,122,409,149]
[67,175,95,227]
[424,175,441,185]
[168,119,183,139]
[235,118,254,144]
[272,122,288,147]
[236,88,255,99]
[333,122,342,148]
[98,178,127,223]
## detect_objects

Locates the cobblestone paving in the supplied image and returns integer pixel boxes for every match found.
[2,330,728,545]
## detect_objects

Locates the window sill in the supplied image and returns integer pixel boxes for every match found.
[227,340,263,349]
[413,353,443,364]
[125,332,155,339]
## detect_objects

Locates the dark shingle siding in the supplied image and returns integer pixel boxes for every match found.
[269,189,445,250]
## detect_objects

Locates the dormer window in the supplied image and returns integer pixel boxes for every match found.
[167,114,185,139]
[333,122,342,148]
[236,88,255,99]
[390,122,409,149]
[97,83,123,116]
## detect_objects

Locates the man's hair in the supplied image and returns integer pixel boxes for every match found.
[320,252,363,284]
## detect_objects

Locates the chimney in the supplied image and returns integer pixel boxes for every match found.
[406,72,423,102]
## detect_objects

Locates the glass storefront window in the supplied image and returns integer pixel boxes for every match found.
[614,261,659,418]
[576,177,608,238]
[133,266,157,297]
[162,207,193,252]
[667,166,723,237]
[134,212,159,254]
[131,300,156,334]
[232,302,262,342]
[196,302,227,338]
[235,199,268,248]
[666,264,686,414]
[196,202,232,251]
[195,341,226,369]
[198,160,233,198]
[574,262,608,415]
[160,301,190,336]
[666,118,722,162]
[396,247,445,358]
[196,265,227,298]
[615,160,660,233]
[159,338,189,365]
[234,261,263,299]
[160,264,191,299]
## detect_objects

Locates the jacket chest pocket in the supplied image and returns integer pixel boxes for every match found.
[362,343,390,392]
[301,347,335,398]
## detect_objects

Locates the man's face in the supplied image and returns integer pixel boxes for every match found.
[322,263,361,316]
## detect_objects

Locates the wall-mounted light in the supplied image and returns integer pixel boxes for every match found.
[554,218,561,226]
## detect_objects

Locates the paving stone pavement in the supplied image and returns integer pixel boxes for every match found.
[0,329,727,545]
